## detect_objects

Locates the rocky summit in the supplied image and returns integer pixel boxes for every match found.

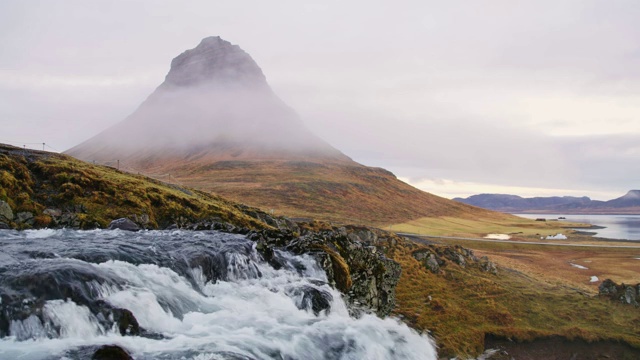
[66,36,504,225]
[67,36,347,163]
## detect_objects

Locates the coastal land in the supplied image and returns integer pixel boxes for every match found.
[2,144,639,359]
[2,37,639,359]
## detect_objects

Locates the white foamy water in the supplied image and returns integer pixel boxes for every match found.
[0,230,437,360]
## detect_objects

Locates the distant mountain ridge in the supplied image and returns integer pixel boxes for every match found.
[66,36,508,225]
[453,190,640,214]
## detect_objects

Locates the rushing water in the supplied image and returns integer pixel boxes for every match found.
[0,229,436,360]
[514,214,640,241]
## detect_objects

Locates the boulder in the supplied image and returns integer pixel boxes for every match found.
[15,212,34,224]
[624,286,638,306]
[425,254,441,273]
[480,256,498,275]
[113,308,140,336]
[412,249,440,273]
[108,218,140,231]
[92,345,133,360]
[59,212,81,228]
[599,279,640,307]
[599,279,618,296]
[0,200,13,221]
[288,285,333,315]
[0,222,9,229]
[43,208,62,217]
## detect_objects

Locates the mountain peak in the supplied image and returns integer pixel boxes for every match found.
[622,190,640,199]
[67,37,350,164]
[162,36,267,89]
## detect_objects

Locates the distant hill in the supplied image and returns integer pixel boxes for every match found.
[453,190,640,214]
[67,36,509,225]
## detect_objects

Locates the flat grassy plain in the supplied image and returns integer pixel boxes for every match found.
[391,215,591,238]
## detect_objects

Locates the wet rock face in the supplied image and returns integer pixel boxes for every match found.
[599,279,640,307]
[287,285,333,315]
[249,225,402,317]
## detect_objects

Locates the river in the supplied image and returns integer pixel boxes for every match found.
[514,214,640,241]
[0,229,436,360]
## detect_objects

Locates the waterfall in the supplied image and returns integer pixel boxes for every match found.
[0,229,437,359]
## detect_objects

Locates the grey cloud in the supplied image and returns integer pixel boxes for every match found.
[1,0,640,197]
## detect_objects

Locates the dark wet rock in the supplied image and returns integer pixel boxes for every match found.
[108,218,140,231]
[0,221,9,229]
[113,308,140,336]
[599,279,640,307]
[0,200,13,221]
[250,225,402,317]
[92,345,133,360]
[288,285,333,315]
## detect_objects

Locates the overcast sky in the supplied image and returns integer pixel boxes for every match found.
[1,0,639,200]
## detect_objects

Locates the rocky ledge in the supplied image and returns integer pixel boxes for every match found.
[598,279,640,307]
[247,224,402,317]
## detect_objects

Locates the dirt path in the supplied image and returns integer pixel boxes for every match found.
[399,233,640,249]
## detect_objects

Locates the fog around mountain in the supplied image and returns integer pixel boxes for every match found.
[67,37,349,164]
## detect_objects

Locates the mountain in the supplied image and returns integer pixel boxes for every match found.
[67,36,347,163]
[67,36,507,225]
[454,190,640,214]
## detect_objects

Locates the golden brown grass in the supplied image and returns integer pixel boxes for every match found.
[390,215,590,239]
[107,156,512,227]
[388,239,640,358]
[0,144,268,230]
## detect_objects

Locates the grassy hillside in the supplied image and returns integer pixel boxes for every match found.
[119,156,514,227]
[387,238,640,358]
[0,144,269,230]
[4,143,638,358]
